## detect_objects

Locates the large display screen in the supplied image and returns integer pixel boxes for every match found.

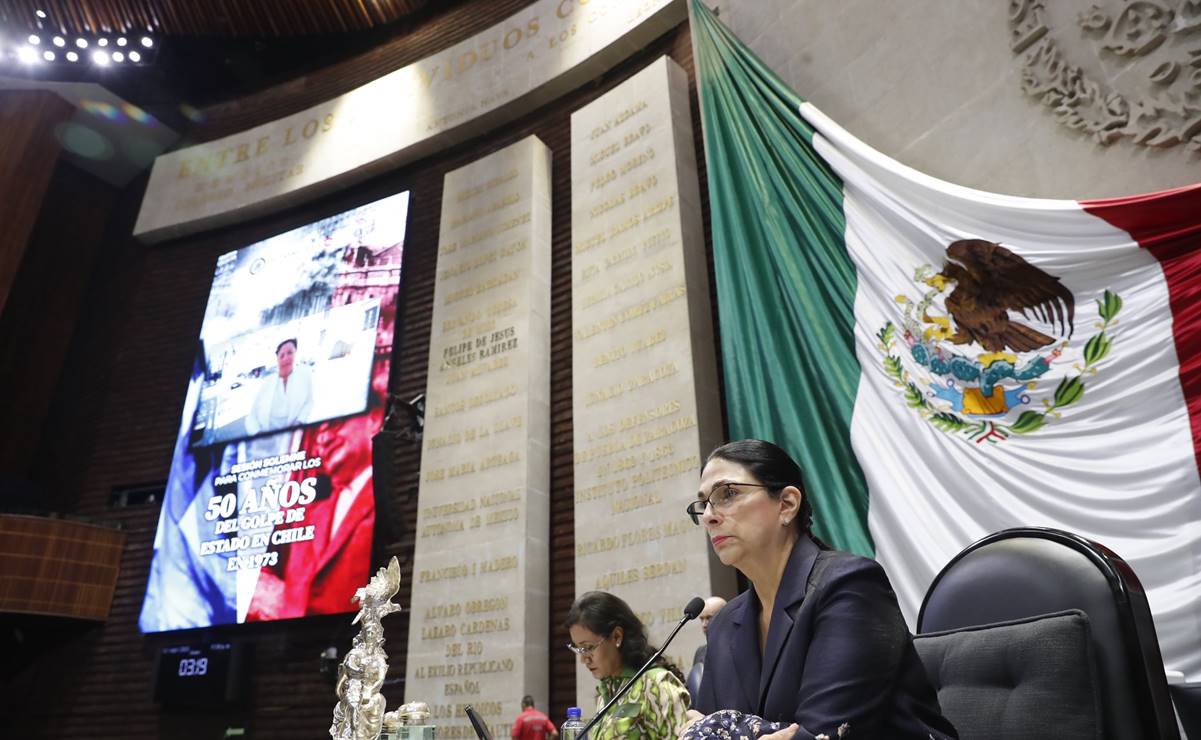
[139,191,409,632]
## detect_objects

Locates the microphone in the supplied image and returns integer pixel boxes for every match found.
[579,596,705,738]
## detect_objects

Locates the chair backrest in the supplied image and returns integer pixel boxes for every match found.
[913,610,1102,740]
[918,527,1179,740]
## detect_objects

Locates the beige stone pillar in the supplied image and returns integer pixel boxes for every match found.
[405,136,552,738]
[570,56,729,707]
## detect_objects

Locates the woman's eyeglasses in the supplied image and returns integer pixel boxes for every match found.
[685,482,772,525]
[565,635,609,656]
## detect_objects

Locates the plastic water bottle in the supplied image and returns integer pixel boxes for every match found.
[561,706,586,740]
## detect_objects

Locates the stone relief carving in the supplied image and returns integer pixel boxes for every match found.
[1009,0,1201,149]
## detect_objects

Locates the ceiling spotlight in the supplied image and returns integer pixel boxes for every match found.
[97,38,108,47]
[53,36,65,47]
[116,37,127,47]
[36,10,47,19]
[42,50,55,61]
[141,36,153,48]
[128,50,141,63]
[28,35,40,45]
[76,38,88,48]
[17,46,38,64]
[112,51,124,63]
[92,50,109,66]
[66,50,79,62]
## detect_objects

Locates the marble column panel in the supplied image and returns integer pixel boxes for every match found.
[570,56,729,708]
[405,135,552,738]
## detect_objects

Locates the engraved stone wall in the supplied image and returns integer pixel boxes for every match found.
[1011,0,1201,150]
[710,0,1201,199]
[404,136,552,739]
[569,56,729,708]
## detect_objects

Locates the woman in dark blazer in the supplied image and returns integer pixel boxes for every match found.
[684,440,957,740]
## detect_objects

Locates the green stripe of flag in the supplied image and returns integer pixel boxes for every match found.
[692,0,873,555]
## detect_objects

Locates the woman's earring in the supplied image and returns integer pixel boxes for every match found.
[782,518,791,526]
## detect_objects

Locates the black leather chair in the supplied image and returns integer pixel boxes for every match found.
[916,527,1180,740]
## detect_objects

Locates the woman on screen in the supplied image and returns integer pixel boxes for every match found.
[565,591,690,740]
[682,439,957,740]
[245,338,314,436]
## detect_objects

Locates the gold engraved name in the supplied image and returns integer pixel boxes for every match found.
[443,309,482,333]
[575,476,629,503]
[630,454,697,486]
[574,230,607,255]
[613,99,648,128]
[584,362,680,406]
[422,623,457,639]
[589,192,625,218]
[465,596,507,613]
[444,355,510,385]
[612,491,661,513]
[461,618,512,635]
[480,489,521,507]
[449,191,521,229]
[627,174,657,199]
[422,520,466,537]
[425,602,463,619]
[440,211,531,255]
[576,520,693,557]
[425,499,476,518]
[444,270,520,305]
[478,555,518,573]
[590,141,620,166]
[642,559,686,580]
[455,169,518,203]
[420,564,470,582]
[591,169,617,192]
[596,568,640,589]
[432,384,519,417]
[623,123,652,148]
[643,194,675,220]
[588,397,679,442]
[619,147,655,176]
[575,284,685,340]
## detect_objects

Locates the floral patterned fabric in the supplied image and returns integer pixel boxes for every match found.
[681,709,791,740]
[591,666,690,740]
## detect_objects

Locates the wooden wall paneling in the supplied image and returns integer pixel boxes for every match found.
[0,514,126,619]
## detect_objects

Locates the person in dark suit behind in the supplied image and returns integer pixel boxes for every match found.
[683,440,957,740]
[691,596,727,667]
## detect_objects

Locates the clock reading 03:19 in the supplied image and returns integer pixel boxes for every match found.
[177,657,209,676]
[155,642,247,707]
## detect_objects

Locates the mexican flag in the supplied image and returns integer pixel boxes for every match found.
[691,0,1201,680]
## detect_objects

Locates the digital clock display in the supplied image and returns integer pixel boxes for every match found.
[177,657,209,676]
[154,642,248,708]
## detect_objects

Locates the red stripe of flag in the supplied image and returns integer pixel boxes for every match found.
[1082,184,1201,471]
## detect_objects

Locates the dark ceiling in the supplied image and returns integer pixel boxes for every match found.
[0,0,432,36]
[0,0,472,131]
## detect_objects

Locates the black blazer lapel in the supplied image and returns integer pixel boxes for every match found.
[757,536,820,711]
[727,595,761,711]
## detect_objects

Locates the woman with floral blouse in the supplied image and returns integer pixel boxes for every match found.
[565,591,690,740]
